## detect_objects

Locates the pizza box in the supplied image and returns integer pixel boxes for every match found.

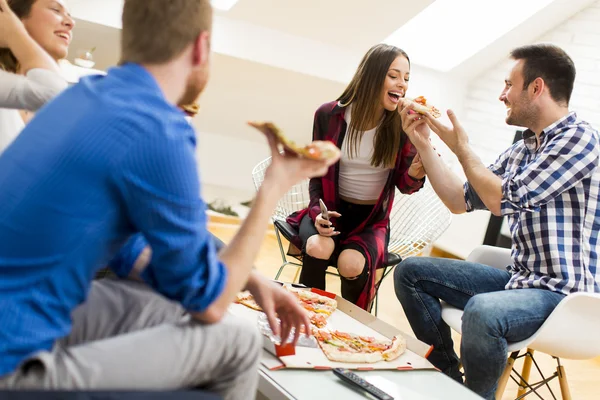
[228,286,437,372]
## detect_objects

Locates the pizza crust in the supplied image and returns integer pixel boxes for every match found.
[320,343,384,364]
[248,121,341,161]
[382,335,407,361]
[235,291,262,311]
[408,96,441,118]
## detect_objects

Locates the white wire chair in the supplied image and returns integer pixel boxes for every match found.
[252,156,452,314]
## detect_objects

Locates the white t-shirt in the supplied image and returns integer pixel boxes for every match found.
[338,105,391,201]
[0,68,67,153]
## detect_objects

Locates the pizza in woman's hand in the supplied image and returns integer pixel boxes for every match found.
[408,96,441,118]
[248,121,340,161]
[313,329,406,363]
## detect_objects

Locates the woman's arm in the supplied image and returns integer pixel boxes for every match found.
[395,140,425,194]
[0,69,67,110]
[0,0,67,110]
[306,107,327,220]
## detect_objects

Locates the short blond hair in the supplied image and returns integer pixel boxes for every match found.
[120,0,213,65]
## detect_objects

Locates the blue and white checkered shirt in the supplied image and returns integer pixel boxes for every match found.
[465,112,600,295]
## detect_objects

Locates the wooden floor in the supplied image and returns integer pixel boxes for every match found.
[208,220,600,400]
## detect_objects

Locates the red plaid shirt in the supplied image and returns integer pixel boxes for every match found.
[287,101,424,309]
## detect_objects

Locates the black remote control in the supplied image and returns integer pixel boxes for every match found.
[332,368,394,400]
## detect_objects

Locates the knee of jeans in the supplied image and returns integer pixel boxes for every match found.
[393,257,426,287]
[462,295,501,335]
[305,235,335,260]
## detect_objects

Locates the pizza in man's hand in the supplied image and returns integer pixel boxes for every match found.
[248,121,340,161]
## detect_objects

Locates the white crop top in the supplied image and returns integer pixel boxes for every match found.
[338,105,391,201]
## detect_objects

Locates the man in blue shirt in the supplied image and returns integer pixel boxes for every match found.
[0,1,337,398]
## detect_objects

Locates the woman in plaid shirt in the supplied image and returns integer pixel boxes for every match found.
[287,44,425,309]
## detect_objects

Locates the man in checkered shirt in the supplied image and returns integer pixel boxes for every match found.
[394,43,600,400]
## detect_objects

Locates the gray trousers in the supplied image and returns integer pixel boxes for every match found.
[0,279,261,400]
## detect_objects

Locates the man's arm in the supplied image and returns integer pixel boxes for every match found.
[397,104,466,213]
[419,108,506,215]
[115,118,333,324]
[412,141,467,213]
[454,146,503,216]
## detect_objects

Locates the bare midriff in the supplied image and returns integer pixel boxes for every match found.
[339,194,378,206]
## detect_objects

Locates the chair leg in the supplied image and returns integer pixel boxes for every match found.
[496,351,519,400]
[293,266,301,284]
[274,228,287,280]
[556,359,571,400]
[517,349,534,398]
[274,227,302,281]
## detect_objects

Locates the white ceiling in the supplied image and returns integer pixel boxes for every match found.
[66,0,597,81]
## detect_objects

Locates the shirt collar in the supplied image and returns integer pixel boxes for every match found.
[107,63,165,99]
[521,112,577,152]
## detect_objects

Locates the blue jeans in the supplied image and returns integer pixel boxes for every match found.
[393,257,565,400]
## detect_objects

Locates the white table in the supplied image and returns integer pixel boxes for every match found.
[256,351,483,400]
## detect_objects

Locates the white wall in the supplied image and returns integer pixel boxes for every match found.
[434,0,600,258]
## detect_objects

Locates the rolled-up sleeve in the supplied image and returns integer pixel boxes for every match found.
[500,127,599,216]
[113,120,227,312]
[108,234,147,278]
[0,69,68,111]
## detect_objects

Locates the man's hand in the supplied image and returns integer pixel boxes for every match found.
[407,153,426,180]
[260,129,339,198]
[424,109,469,156]
[247,274,311,345]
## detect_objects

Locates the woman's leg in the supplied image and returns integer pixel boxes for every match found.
[298,214,335,289]
[337,247,369,304]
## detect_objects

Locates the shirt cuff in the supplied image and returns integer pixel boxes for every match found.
[308,204,321,221]
[108,234,148,278]
[402,171,426,193]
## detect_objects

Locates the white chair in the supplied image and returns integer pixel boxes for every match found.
[441,245,600,400]
[251,156,452,315]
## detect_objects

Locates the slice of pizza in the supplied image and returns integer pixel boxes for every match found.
[313,329,406,363]
[286,286,338,316]
[247,121,341,161]
[409,96,441,118]
[235,291,262,311]
[235,287,337,328]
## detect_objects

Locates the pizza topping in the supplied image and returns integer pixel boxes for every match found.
[236,287,337,328]
[314,329,406,363]
[408,96,441,118]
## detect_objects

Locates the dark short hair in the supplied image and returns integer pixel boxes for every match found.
[510,44,576,105]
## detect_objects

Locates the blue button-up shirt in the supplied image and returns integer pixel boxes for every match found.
[0,63,227,377]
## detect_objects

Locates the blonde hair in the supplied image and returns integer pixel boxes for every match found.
[120,0,213,65]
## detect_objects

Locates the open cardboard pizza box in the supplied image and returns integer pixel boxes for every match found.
[228,286,438,372]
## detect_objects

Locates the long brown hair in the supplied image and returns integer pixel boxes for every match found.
[0,0,36,72]
[338,44,409,168]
